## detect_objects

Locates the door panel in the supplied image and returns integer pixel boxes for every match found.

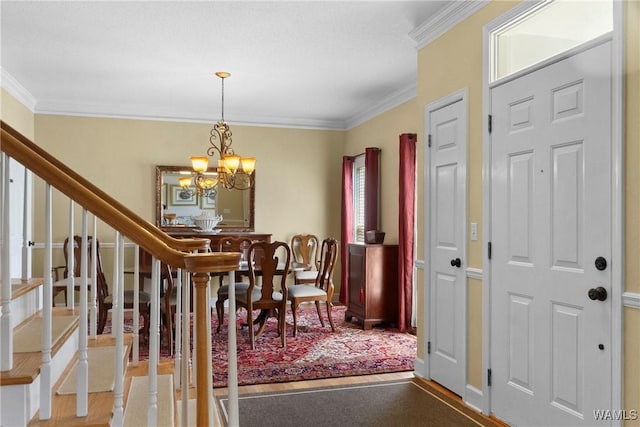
[491,41,612,426]
[428,94,467,397]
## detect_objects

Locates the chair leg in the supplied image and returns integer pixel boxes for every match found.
[279,307,286,348]
[98,308,108,334]
[315,301,325,327]
[216,298,225,333]
[291,301,299,337]
[142,309,151,343]
[325,300,336,332]
[247,308,255,350]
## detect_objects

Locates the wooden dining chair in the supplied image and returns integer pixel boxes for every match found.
[287,237,338,337]
[215,236,254,332]
[290,233,320,285]
[58,235,151,336]
[236,241,290,349]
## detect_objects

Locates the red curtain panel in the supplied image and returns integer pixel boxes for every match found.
[340,156,354,305]
[398,133,416,332]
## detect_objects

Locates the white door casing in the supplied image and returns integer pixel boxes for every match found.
[490,40,613,426]
[425,89,467,397]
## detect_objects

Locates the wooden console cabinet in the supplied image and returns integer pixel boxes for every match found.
[345,243,398,330]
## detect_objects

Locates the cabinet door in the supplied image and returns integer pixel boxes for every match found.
[348,245,365,317]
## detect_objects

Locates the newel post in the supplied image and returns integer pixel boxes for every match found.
[184,251,241,427]
[191,270,212,425]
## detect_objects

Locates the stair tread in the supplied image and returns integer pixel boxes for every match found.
[1,308,78,385]
[0,278,44,304]
[27,335,134,427]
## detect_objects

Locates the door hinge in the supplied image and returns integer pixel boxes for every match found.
[427,341,431,354]
[488,115,492,134]
[487,369,492,386]
[428,134,432,147]
[488,241,492,260]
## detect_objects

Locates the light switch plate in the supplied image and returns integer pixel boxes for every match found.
[471,223,478,241]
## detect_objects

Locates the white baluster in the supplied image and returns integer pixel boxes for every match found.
[66,200,74,308]
[39,183,53,419]
[132,244,140,365]
[132,242,140,363]
[21,167,32,280]
[227,270,239,426]
[112,232,124,426]
[207,278,214,427]
[147,257,161,427]
[174,266,182,385]
[89,216,98,338]
[181,268,191,427]
[76,210,89,416]
[1,153,13,371]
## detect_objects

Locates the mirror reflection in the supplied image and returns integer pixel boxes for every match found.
[155,165,254,231]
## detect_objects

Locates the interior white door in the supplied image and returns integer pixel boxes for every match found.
[427,93,467,397]
[490,41,612,426]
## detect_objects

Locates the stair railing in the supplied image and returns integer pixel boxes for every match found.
[1,120,240,426]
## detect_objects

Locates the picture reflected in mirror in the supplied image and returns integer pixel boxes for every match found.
[155,165,254,231]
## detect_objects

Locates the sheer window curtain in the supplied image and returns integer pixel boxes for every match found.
[398,133,416,332]
[364,147,380,235]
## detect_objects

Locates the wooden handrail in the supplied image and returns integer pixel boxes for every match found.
[0,121,205,253]
[1,120,238,269]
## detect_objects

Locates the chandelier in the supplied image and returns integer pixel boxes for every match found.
[181,71,255,197]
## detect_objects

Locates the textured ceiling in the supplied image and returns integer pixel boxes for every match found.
[1,1,451,130]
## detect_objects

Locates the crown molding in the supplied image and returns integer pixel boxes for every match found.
[33,100,347,131]
[409,0,491,50]
[345,83,417,130]
[1,68,37,112]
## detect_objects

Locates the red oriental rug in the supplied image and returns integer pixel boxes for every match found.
[109,305,417,388]
[212,305,416,387]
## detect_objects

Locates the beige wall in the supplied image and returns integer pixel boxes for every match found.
[27,115,344,288]
[1,88,34,140]
[344,99,420,245]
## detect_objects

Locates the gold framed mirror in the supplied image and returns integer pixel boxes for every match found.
[155,165,255,231]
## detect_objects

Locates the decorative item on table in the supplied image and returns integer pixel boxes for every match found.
[192,211,223,232]
[365,230,385,244]
[163,212,177,225]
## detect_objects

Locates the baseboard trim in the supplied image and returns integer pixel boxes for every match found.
[414,356,427,380]
[464,384,483,413]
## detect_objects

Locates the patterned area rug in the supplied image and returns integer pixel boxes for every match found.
[212,305,416,387]
[107,305,416,388]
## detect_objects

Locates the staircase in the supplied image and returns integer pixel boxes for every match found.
[0,279,175,427]
[1,120,242,426]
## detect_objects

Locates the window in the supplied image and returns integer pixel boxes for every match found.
[491,0,613,82]
[353,154,365,243]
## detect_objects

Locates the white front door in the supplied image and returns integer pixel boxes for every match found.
[490,41,612,426]
[427,90,467,397]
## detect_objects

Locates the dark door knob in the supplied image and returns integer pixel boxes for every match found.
[450,258,462,268]
[595,256,607,271]
[588,286,608,301]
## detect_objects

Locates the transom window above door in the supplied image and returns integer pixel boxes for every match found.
[490,0,613,82]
